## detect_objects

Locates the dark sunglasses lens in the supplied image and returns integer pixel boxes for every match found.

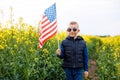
[73,28,77,31]
[67,28,71,32]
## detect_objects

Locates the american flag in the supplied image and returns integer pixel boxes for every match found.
[39,3,57,48]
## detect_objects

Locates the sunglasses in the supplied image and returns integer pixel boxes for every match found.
[67,27,78,32]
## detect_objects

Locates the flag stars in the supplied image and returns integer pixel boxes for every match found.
[44,3,56,22]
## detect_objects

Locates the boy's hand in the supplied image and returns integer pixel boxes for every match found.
[56,49,61,56]
[84,71,88,79]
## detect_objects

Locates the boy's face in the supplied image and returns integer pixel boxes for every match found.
[67,24,80,37]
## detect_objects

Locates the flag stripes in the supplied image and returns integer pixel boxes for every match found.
[39,3,57,48]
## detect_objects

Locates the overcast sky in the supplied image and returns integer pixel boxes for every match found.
[0,0,120,36]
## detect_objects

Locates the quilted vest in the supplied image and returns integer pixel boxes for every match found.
[62,36,86,68]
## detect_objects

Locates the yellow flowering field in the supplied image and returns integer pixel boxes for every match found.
[0,24,120,79]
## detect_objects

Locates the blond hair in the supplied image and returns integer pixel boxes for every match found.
[69,21,79,28]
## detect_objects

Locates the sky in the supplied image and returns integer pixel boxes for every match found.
[0,0,120,36]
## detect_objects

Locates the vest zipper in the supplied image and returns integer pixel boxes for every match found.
[73,39,77,68]
[75,40,77,68]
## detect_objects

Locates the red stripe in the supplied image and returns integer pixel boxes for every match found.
[39,40,43,45]
[42,29,57,43]
[42,21,56,33]
[38,42,43,48]
[41,21,50,29]
[42,25,57,38]
[41,18,49,27]
[42,30,57,43]
[39,14,57,48]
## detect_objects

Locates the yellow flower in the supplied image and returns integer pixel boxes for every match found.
[14,44,18,49]
[102,46,106,50]
[25,41,32,45]
[25,41,29,45]
[13,36,16,39]
[114,52,119,61]
[0,45,4,49]
[42,49,49,54]
[29,47,34,53]
[16,38,22,43]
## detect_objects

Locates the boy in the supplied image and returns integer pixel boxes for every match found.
[56,21,88,80]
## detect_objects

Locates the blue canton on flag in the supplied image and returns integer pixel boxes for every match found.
[44,3,56,22]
